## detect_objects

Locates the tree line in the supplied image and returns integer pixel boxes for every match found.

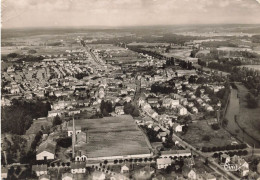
[2,53,44,63]
[1,99,51,135]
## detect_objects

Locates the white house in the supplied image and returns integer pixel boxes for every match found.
[177,106,188,116]
[239,166,249,177]
[172,123,182,132]
[191,107,198,114]
[187,102,194,108]
[36,141,56,161]
[187,169,197,180]
[232,156,249,177]
[205,105,214,112]
[121,163,130,173]
[157,158,171,169]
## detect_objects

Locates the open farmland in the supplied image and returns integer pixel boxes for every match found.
[1,33,82,56]
[70,115,151,158]
[182,121,233,148]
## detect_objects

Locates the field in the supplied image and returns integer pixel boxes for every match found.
[236,84,260,142]
[70,115,151,158]
[127,42,169,47]
[182,121,233,148]
[88,44,125,51]
[89,44,144,63]
[162,49,192,59]
[241,65,260,71]
[1,33,82,56]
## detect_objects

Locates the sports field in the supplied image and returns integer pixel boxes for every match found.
[70,115,151,158]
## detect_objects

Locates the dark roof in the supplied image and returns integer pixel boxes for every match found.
[76,132,87,143]
[75,150,87,157]
[32,164,48,172]
[182,165,196,176]
[122,162,130,168]
[67,125,82,131]
[37,140,57,155]
[172,123,181,129]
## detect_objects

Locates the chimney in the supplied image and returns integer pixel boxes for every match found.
[72,117,76,159]
[86,131,89,143]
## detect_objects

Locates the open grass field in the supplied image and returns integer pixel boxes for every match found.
[182,120,233,148]
[70,115,151,158]
[236,83,260,142]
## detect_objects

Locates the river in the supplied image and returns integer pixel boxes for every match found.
[225,88,260,148]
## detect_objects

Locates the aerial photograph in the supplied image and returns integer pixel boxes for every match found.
[1,0,260,179]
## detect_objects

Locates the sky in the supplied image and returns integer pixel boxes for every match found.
[1,0,260,28]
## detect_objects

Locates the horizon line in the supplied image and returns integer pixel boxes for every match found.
[2,23,260,30]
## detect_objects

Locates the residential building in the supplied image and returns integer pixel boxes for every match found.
[220,154,230,164]
[182,165,197,180]
[172,123,182,132]
[115,106,125,115]
[71,162,86,174]
[121,163,130,173]
[157,158,171,169]
[177,106,188,116]
[32,164,48,176]
[67,125,82,137]
[1,166,8,179]
[36,140,56,161]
